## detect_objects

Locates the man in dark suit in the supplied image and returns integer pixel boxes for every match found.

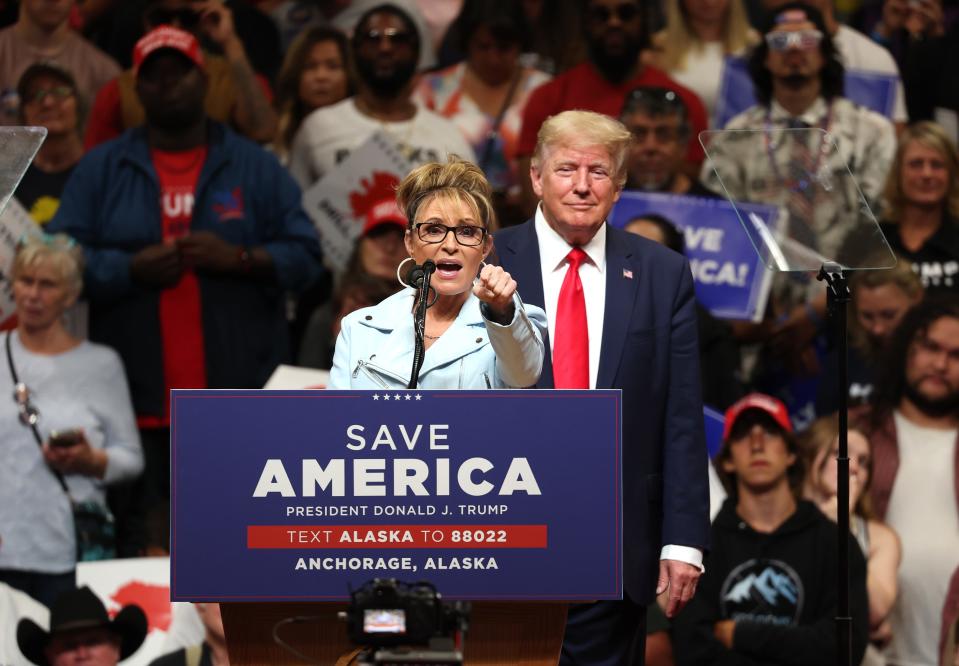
[495,110,710,665]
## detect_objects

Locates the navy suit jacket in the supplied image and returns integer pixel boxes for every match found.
[495,220,710,603]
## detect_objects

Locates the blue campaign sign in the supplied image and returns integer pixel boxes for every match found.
[610,191,776,321]
[170,390,622,601]
[703,406,725,459]
[714,56,898,128]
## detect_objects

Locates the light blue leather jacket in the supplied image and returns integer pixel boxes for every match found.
[328,288,547,390]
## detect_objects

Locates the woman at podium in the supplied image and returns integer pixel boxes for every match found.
[328,157,546,390]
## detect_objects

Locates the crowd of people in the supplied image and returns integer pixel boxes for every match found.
[1,0,958,664]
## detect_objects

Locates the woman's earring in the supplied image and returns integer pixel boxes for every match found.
[396,257,415,288]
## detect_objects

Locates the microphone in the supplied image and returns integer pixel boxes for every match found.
[406,260,436,287]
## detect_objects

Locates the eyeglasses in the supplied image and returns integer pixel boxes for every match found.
[764,29,823,51]
[621,86,686,116]
[414,222,487,246]
[23,86,74,105]
[359,28,416,48]
[588,2,640,23]
[13,382,39,427]
[145,6,200,29]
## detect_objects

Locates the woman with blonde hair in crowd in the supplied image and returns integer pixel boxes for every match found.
[644,0,757,119]
[0,234,142,608]
[801,415,901,662]
[272,26,352,163]
[879,121,959,296]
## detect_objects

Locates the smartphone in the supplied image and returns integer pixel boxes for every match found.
[49,428,84,448]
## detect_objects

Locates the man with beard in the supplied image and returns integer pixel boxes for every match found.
[288,3,473,189]
[861,296,959,666]
[48,25,323,554]
[620,87,718,197]
[515,0,708,213]
[701,3,895,390]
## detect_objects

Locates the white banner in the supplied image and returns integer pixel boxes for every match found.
[301,132,413,273]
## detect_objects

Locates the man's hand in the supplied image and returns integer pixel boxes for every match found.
[713,619,736,648]
[193,0,238,48]
[877,0,909,36]
[473,264,517,324]
[905,0,945,37]
[177,231,240,273]
[131,243,182,287]
[657,559,701,618]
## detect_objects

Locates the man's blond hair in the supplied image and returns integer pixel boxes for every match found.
[531,110,633,188]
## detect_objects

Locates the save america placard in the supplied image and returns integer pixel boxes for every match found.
[170,390,622,601]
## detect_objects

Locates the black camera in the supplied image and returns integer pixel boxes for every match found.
[347,579,466,647]
[345,579,469,665]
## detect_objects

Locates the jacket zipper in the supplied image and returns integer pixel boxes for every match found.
[352,359,407,389]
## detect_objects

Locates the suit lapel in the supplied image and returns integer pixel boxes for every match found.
[497,221,554,388]
[596,228,639,389]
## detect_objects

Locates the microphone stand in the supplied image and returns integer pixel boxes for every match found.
[408,260,436,389]
[818,261,851,666]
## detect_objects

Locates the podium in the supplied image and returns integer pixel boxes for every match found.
[170,390,622,664]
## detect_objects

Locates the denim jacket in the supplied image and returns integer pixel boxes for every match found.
[328,288,546,390]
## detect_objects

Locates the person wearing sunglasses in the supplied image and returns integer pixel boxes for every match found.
[288,3,474,189]
[14,63,85,227]
[0,0,119,126]
[83,0,278,150]
[0,235,143,609]
[701,3,895,383]
[762,0,908,129]
[328,156,546,391]
[515,0,710,217]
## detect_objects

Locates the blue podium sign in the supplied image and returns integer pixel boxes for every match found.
[171,389,622,601]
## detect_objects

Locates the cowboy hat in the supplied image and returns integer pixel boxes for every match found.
[17,586,147,665]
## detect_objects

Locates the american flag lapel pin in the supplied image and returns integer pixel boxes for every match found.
[623,268,633,279]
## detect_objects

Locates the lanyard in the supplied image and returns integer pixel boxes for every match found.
[763,101,834,188]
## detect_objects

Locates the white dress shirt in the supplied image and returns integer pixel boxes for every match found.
[533,206,704,572]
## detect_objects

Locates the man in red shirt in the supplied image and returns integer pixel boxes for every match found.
[516,0,709,212]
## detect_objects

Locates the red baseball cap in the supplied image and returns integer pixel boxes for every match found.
[722,393,793,441]
[133,26,205,77]
[361,199,407,236]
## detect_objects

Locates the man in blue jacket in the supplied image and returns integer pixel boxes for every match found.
[49,26,323,553]
[495,109,710,665]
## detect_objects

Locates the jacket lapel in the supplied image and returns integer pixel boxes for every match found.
[596,227,639,389]
[496,221,554,388]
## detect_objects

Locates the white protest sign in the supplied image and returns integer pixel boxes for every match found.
[301,131,413,273]
[76,557,177,666]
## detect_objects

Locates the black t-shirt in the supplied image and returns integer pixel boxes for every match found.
[879,220,959,294]
[14,163,77,226]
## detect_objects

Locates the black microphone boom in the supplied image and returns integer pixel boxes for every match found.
[407,260,437,389]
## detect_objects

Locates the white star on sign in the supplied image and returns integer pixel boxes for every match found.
[372,393,380,400]
[394,393,402,400]
[415,394,423,400]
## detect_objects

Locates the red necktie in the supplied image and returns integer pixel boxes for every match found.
[553,247,589,389]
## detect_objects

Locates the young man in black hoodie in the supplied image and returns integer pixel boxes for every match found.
[672,393,869,665]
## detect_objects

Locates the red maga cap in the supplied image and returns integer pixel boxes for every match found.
[362,199,407,236]
[722,393,793,441]
[133,26,205,76]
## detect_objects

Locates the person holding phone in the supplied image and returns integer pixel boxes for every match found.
[0,234,143,609]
